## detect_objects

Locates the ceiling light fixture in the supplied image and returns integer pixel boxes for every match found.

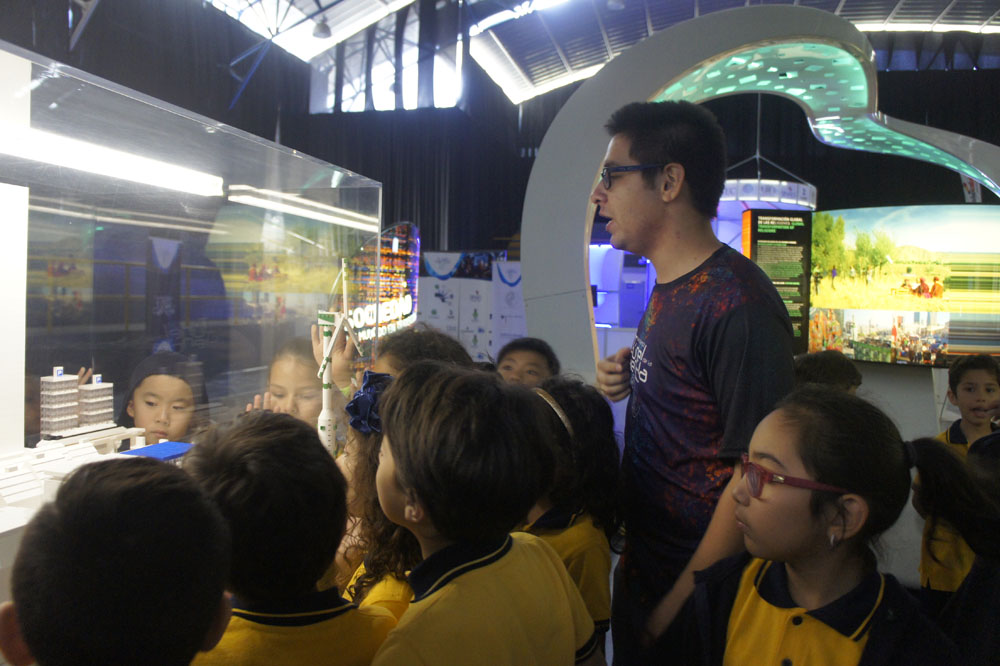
[313,19,332,39]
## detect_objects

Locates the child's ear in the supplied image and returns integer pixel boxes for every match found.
[829,494,869,543]
[0,602,36,666]
[126,400,136,418]
[946,389,958,407]
[200,593,232,653]
[403,491,427,526]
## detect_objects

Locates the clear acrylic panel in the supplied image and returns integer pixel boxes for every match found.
[0,41,383,449]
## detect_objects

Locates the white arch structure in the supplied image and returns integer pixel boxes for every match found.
[521,5,1000,381]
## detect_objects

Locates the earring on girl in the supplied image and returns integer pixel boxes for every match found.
[829,533,838,548]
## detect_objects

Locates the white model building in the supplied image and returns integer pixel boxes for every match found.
[39,372,79,437]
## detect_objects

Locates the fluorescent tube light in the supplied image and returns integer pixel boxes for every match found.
[0,122,224,197]
[228,185,380,233]
[29,204,230,235]
[287,229,326,249]
[854,22,1000,34]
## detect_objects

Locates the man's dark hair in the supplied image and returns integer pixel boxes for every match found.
[948,354,1000,393]
[381,362,554,543]
[185,411,348,602]
[376,324,474,371]
[11,457,229,666]
[794,350,862,392]
[496,337,561,376]
[605,100,726,218]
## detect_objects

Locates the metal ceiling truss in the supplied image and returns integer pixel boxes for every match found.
[69,0,103,51]
[210,0,1000,106]
[590,0,615,61]
[337,7,420,111]
[225,0,343,108]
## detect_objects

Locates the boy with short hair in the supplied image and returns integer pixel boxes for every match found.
[917,354,1000,612]
[943,354,1000,447]
[372,361,604,666]
[0,457,232,666]
[186,411,395,665]
[793,349,862,393]
[496,336,561,388]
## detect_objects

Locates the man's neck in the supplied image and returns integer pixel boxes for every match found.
[647,212,723,284]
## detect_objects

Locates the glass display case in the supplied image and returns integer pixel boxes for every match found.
[0,40,385,453]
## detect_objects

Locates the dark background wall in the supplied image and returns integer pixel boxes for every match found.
[3,0,311,143]
[3,0,998,253]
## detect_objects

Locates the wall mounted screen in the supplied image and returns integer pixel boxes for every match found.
[808,204,1000,364]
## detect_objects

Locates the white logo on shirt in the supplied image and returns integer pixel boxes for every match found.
[631,339,648,384]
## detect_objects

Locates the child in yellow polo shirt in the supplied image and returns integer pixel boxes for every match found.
[519,376,622,641]
[372,362,605,665]
[937,430,1000,666]
[670,387,982,666]
[339,370,419,620]
[186,412,395,666]
[0,457,230,666]
[320,328,477,613]
[914,354,999,615]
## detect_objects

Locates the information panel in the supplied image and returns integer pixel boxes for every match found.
[742,210,812,354]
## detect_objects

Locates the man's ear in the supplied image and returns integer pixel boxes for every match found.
[829,494,870,542]
[200,593,232,652]
[0,602,36,666]
[660,163,686,203]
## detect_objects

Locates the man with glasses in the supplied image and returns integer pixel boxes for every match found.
[592,101,794,663]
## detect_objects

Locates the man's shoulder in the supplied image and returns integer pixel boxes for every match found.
[709,247,779,291]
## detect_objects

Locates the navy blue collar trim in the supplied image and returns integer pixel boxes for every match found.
[948,419,969,445]
[755,561,884,639]
[409,536,511,602]
[231,588,354,627]
[949,419,1000,445]
[970,430,1000,458]
[526,507,578,532]
[576,630,600,662]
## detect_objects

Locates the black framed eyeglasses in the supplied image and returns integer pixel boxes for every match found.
[600,163,668,189]
[739,453,849,498]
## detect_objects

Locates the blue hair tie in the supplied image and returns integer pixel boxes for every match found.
[345,370,393,434]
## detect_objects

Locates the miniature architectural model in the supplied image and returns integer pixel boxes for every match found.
[39,368,115,437]
[39,370,79,437]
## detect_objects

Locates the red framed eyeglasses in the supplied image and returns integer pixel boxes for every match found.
[739,453,849,498]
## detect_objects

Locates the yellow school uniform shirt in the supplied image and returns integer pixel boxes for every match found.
[193,588,395,666]
[519,509,611,633]
[724,558,884,666]
[919,422,979,591]
[346,561,414,621]
[372,532,599,666]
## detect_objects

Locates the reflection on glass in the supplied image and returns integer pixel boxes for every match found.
[2,41,384,448]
